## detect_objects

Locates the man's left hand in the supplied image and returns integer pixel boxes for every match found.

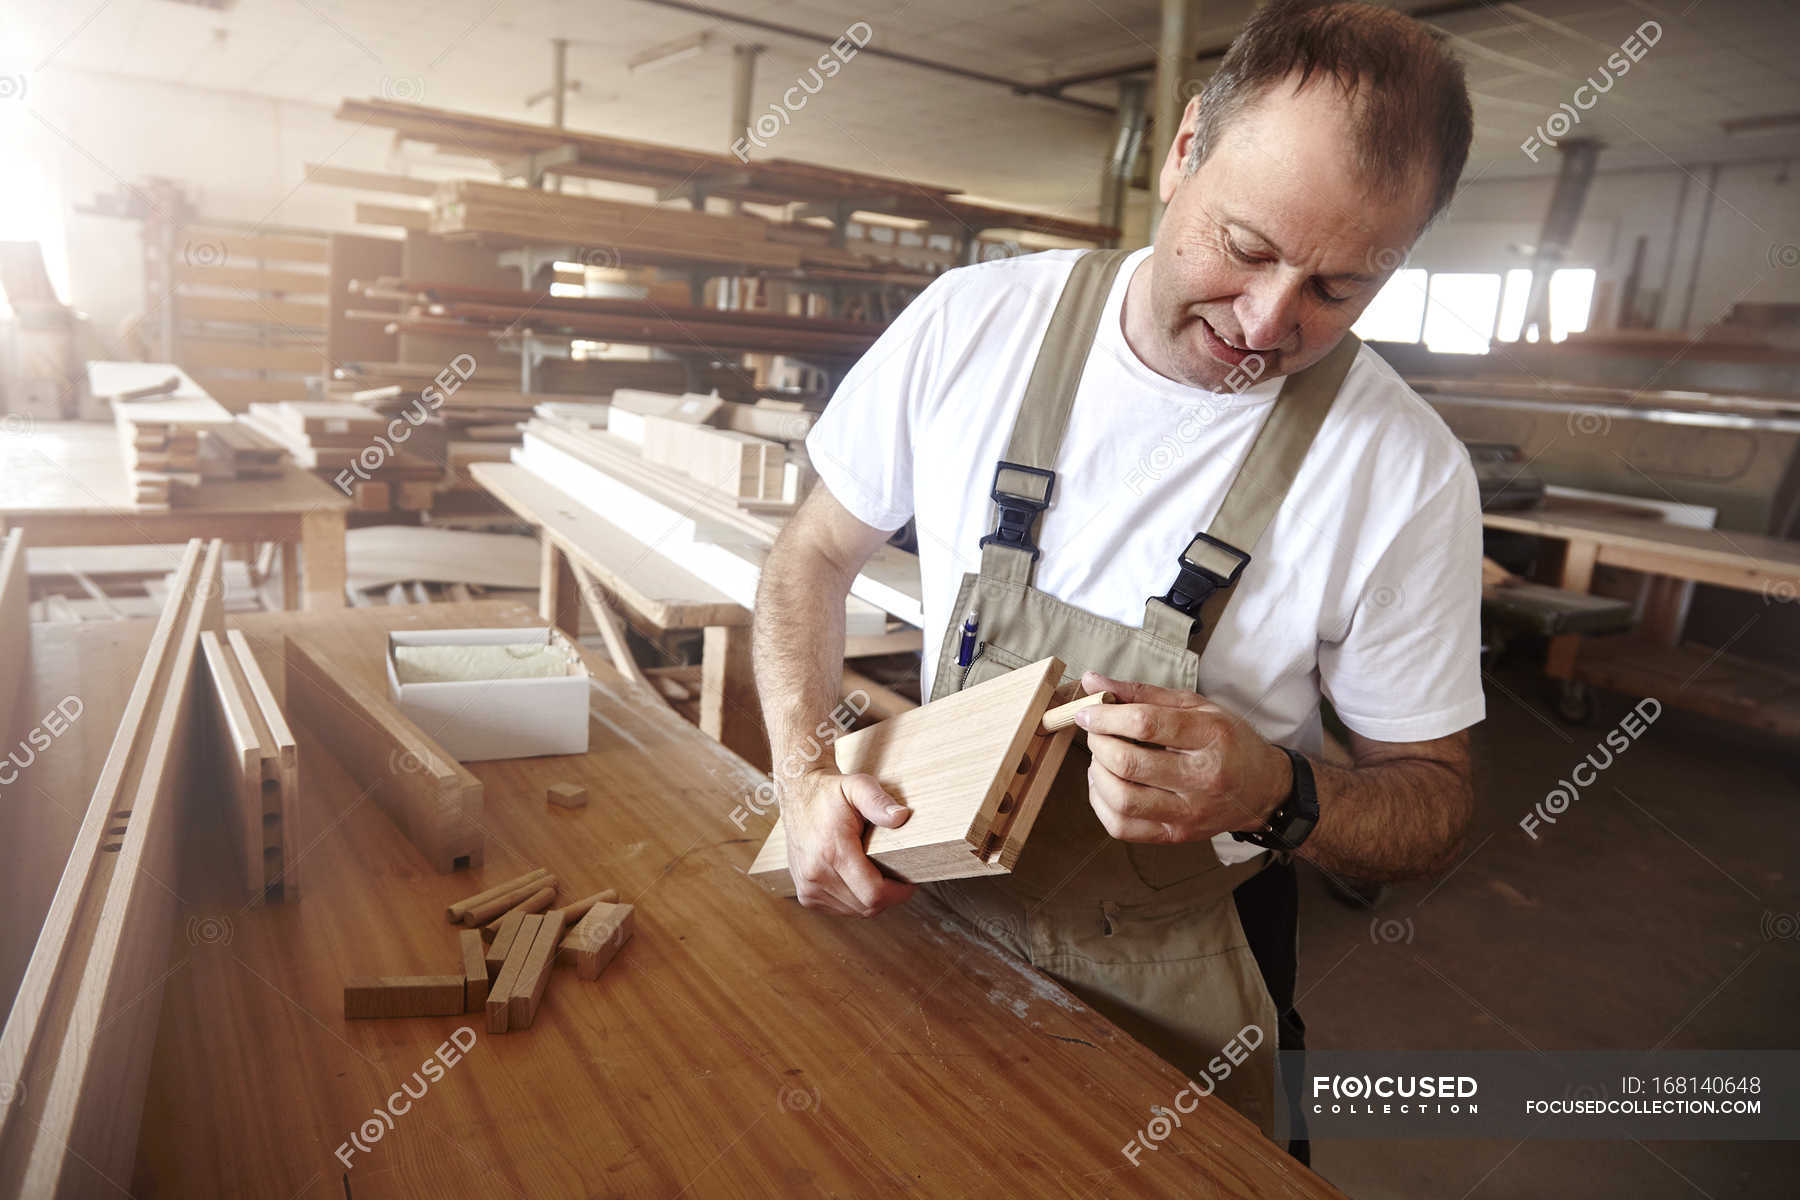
[1075,671,1291,844]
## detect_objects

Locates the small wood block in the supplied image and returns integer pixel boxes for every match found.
[345,975,465,1020]
[559,901,634,980]
[485,909,526,966]
[464,875,557,926]
[447,866,549,923]
[459,928,488,1011]
[546,782,588,809]
[507,909,568,1030]
[487,914,542,1033]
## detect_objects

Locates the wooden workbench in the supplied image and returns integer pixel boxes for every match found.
[0,422,349,611]
[22,599,1336,1198]
[1483,502,1800,734]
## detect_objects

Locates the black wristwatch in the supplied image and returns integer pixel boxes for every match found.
[1231,745,1318,851]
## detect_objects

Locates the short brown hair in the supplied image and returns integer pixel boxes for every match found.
[1185,0,1473,223]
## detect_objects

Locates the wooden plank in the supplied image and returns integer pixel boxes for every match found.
[484,910,527,973]
[305,163,437,197]
[178,294,327,329]
[0,530,26,745]
[183,229,328,264]
[281,634,482,873]
[446,866,549,923]
[198,630,267,900]
[749,657,1064,893]
[174,263,328,294]
[343,975,465,1019]
[569,561,663,702]
[354,201,431,230]
[177,337,323,374]
[701,624,767,772]
[561,901,634,981]
[0,538,223,1194]
[507,908,568,1029]
[326,232,403,369]
[225,629,300,898]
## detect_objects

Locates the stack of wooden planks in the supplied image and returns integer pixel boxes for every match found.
[172,225,330,409]
[198,419,287,481]
[100,367,236,509]
[244,399,444,510]
[354,274,885,361]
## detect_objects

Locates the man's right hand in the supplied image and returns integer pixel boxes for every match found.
[781,770,917,917]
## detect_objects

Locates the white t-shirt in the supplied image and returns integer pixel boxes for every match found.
[806,247,1486,864]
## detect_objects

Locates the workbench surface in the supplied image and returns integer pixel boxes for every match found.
[15,600,1341,1197]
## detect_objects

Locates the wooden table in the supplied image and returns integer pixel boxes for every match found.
[42,598,1337,1198]
[1483,503,1800,734]
[0,422,349,611]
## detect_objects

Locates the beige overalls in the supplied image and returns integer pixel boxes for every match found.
[922,248,1360,1139]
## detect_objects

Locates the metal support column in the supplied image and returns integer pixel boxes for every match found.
[1149,0,1200,237]
[1101,77,1149,248]
[1521,138,1600,342]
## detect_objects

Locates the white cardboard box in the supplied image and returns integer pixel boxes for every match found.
[386,627,590,761]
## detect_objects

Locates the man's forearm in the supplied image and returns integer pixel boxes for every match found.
[753,538,852,785]
[1298,751,1474,882]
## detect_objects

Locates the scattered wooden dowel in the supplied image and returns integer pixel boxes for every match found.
[488,914,543,1034]
[464,875,558,926]
[507,909,568,1030]
[559,902,635,980]
[446,866,549,924]
[481,884,556,933]
[459,928,488,1011]
[546,782,588,809]
[550,888,620,926]
[485,909,527,965]
[345,975,465,1020]
[1040,691,1114,734]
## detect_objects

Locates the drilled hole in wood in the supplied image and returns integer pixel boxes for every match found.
[996,792,1014,815]
[262,812,280,827]
[1015,753,1032,775]
[263,882,284,904]
[100,841,123,853]
[261,779,279,799]
[111,809,132,819]
[452,855,472,871]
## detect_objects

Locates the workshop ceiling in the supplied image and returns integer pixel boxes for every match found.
[9,0,1800,217]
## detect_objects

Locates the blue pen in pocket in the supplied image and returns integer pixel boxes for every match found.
[956,612,978,667]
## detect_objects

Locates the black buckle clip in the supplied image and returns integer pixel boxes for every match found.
[978,462,1055,562]
[1160,531,1252,616]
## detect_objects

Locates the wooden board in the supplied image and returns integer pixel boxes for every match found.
[0,538,223,1194]
[749,657,1065,892]
[127,599,1326,1197]
[282,634,482,873]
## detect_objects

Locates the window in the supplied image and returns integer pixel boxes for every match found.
[1350,268,1427,343]
[1549,268,1596,342]
[1421,272,1502,355]
[1495,269,1532,342]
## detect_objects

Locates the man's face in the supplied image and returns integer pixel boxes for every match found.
[1137,78,1436,391]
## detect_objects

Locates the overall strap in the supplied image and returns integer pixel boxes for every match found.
[1142,332,1364,659]
[978,248,1134,586]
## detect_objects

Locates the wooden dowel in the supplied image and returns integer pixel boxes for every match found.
[550,888,620,925]
[1040,691,1114,734]
[446,866,549,924]
[464,876,557,927]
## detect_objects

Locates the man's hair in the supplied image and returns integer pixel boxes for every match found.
[1184,0,1473,224]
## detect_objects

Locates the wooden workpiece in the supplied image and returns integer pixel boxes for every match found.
[0,538,224,1194]
[559,900,635,980]
[0,529,26,745]
[487,912,543,1034]
[552,888,620,926]
[481,883,557,929]
[750,657,1072,893]
[198,627,301,900]
[282,633,484,873]
[506,908,569,1030]
[484,909,527,968]
[546,781,588,809]
[459,928,488,1011]
[344,974,466,1020]
[113,599,1336,1196]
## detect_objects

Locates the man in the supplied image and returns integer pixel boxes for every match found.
[752,0,1483,1160]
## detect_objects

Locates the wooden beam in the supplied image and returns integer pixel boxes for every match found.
[344,975,466,1019]
[305,163,438,197]
[0,530,26,745]
[282,634,482,873]
[560,901,634,980]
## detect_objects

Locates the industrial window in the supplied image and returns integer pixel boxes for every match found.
[1350,268,1428,343]
[1495,268,1533,342]
[1548,268,1596,342]
[1421,272,1503,355]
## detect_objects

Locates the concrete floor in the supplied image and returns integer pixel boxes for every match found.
[1298,658,1800,1199]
